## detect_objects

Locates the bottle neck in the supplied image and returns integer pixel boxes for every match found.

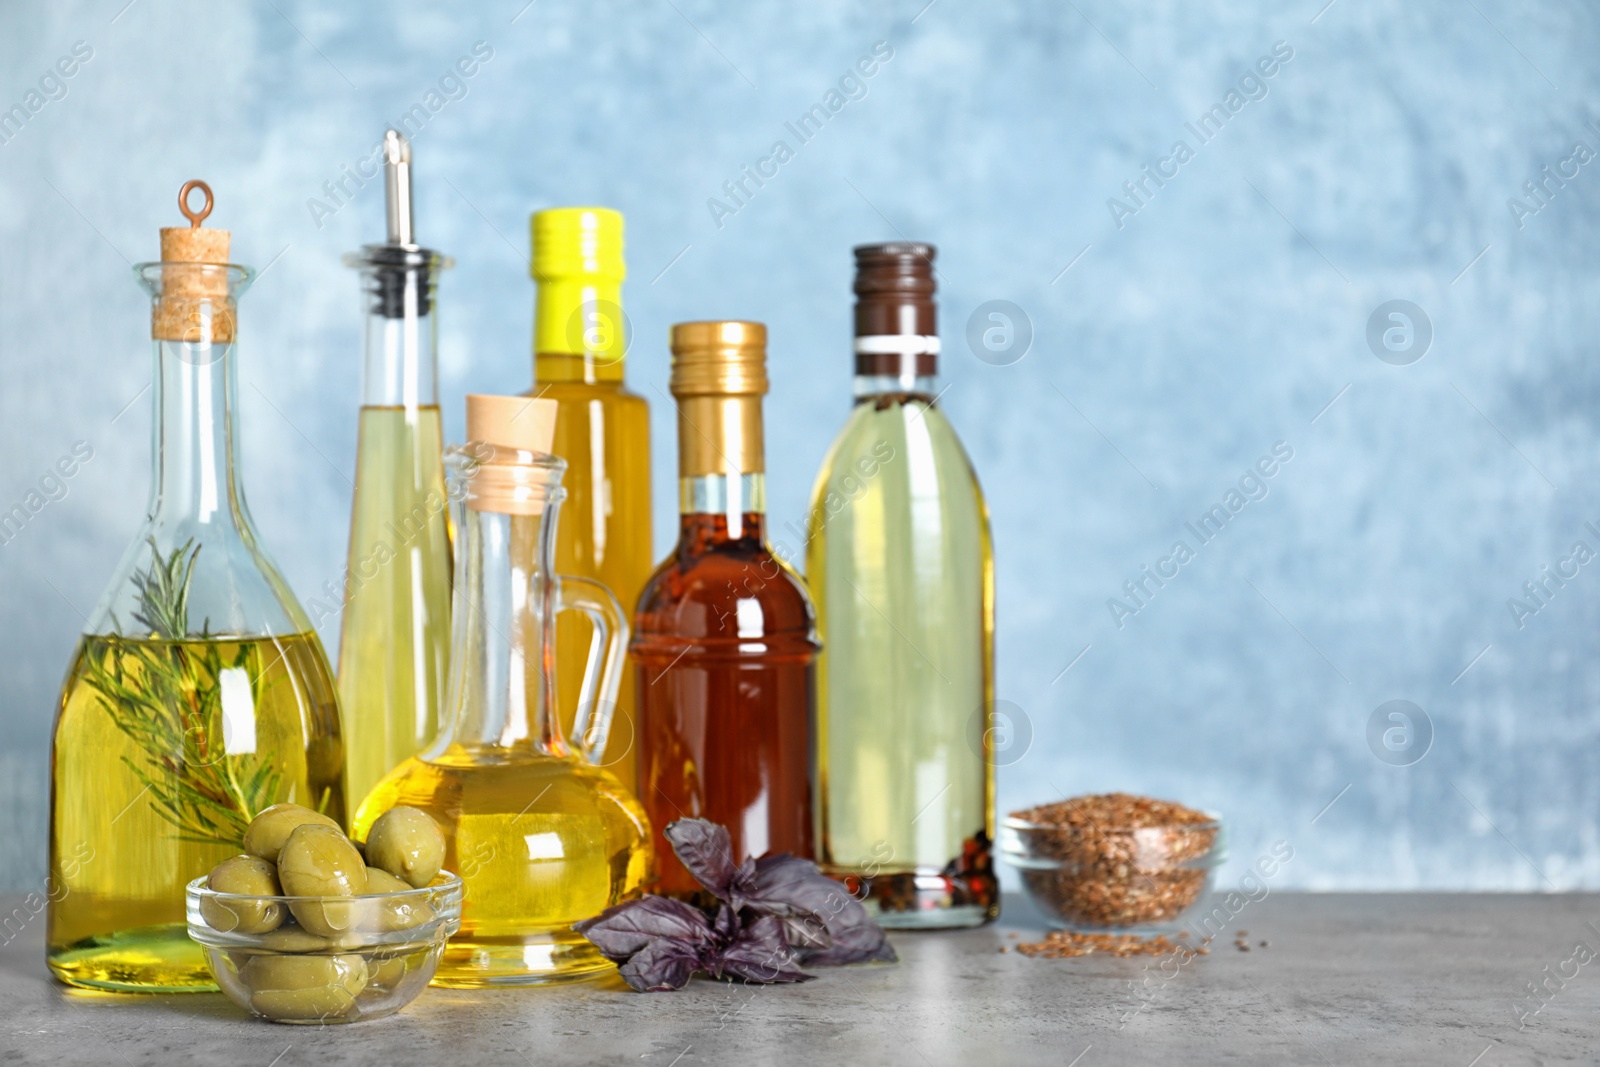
[854,374,938,400]
[673,393,766,542]
[147,339,249,532]
[533,276,625,384]
[434,502,566,759]
[359,265,440,407]
[678,473,766,546]
[853,337,938,398]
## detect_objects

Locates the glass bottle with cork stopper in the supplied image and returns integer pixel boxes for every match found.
[353,394,649,986]
[48,181,346,991]
[633,322,820,897]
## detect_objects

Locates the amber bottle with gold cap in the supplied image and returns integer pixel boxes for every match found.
[528,208,651,791]
[634,322,819,897]
[354,394,648,986]
[48,183,344,991]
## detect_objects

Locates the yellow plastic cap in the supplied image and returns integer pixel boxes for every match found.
[531,207,625,281]
[531,207,627,363]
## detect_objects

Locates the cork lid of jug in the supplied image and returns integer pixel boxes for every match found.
[462,394,562,515]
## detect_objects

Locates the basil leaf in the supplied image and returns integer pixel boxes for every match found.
[665,818,739,901]
[710,915,812,984]
[574,895,715,961]
[619,936,707,992]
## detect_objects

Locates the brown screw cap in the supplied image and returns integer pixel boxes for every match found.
[853,242,937,376]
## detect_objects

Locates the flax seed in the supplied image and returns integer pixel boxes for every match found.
[1009,793,1218,927]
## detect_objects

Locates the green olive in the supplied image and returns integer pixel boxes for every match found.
[249,922,336,953]
[366,951,413,990]
[241,919,364,954]
[364,807,445,889]
[355,867,437,933]
[278,824,367,938]
[200,855,285,934]
[242,953,367,1023]
[243,803,341,863]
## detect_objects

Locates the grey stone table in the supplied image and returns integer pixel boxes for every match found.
[2,893,1596,1066]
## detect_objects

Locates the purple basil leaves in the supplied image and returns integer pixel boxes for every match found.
[574,818,897,991]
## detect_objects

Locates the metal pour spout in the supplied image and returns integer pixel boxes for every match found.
[383,129,414,246]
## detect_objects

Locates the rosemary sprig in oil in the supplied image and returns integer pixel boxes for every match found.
[81,538,285,848]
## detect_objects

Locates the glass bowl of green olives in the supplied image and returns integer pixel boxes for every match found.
[185,804,461,1024]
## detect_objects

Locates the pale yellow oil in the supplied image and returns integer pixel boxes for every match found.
[338,404,453,813]
[48,633,343,992]
[353,746,650,986]
[532,356,652,790]
[808,395,996,888]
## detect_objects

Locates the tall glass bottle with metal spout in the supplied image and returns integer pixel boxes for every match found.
[49,183,345,991]
[808,243,998,927]
[336,130,454,813]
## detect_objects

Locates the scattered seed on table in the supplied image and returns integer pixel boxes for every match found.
[1014,930,1188,959]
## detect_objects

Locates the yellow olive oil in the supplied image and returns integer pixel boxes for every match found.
[48,632,343,991]
[534,361,653,789]
[353,747,649,986]
[338,404,453,812]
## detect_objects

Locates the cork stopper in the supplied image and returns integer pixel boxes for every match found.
[466,394,558,454]
[463,394,563,516]
[154,180,236,343]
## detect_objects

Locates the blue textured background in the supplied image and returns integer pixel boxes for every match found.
[1,0,1596,893]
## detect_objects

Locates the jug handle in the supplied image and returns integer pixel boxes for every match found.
[554,574,629,765]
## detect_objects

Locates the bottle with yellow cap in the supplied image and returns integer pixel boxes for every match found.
[633,322,819,897]
[353,394,648,986]
[527,207,651,792]
[49,182,344,991]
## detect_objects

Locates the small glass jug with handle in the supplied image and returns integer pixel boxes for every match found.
[352,394,650,986]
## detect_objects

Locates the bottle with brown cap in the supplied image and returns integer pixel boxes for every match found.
[807,243,998,927]
[633,322,820,897]
[49,182,345,991]
[353,394,648,986]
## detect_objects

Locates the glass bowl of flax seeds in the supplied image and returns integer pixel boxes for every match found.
[1000,793,1224,934]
